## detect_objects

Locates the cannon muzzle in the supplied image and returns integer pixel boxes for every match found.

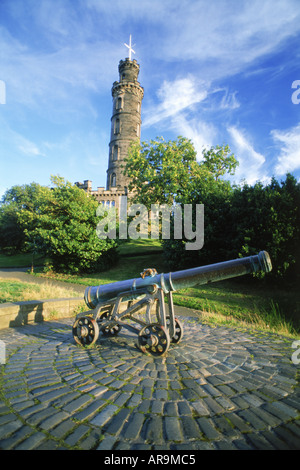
[84,251,272,309]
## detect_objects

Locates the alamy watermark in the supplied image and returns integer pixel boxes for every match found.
[0,80,6,104]
[291,340,300,365]
[0,340,5,365]
[291,80,300,104]
[96,196,204,251]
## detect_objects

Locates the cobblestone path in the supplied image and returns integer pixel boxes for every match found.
[0,315,299,450]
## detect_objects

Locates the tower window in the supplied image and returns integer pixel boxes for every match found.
[114,118,120,134]
[113,145,119,161]
[111,173,116,187]
[116,96,123,110]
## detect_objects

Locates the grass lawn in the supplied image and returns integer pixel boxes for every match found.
[117,238,163,256]
[33,252,167,286]
[1,241,299,338]
[0,278,80,303]
[172,279,300,338]
[0,252,45,268]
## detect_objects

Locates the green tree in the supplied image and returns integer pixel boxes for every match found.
[124,137,238,269]
[0,182,49,254]
[201,144,238,181]
[124,138,238,206]
[18,176,118,273]
[162,174,234,269]
[165,173,300,280]
[0,204,24,254]
[232,174,300,281]
[124,136,205,206]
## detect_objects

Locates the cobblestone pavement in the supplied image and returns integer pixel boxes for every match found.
[0,315,299,450]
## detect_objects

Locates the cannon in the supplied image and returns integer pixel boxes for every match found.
[72,251,272,356]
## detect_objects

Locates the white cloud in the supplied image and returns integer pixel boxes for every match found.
[3,0,300,111]
[18,140,46,158]
[142,76,216,154]
[227,126,268,185]
[0,118,46,158]
[156,0,300,76]
[171,114,216,157]
[157,78,207,112]
[0,22,119,116]
[220,90,240,110]
[143,76,208,127]
[86,0,300,70]
[3,0,300,118]
[272,124,300,176]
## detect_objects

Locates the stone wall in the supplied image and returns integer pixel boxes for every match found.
[0,297,85,330]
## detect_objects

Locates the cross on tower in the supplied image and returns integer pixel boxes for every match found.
[124,35,135,60]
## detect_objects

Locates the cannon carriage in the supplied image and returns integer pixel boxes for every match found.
[72,251,272,356]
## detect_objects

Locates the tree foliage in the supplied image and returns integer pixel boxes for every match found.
[201,144,239,181]
[124,136,299,283]
[1,177,118,273]
[124,137,218,206]
[0,182,49,254]
[231,174,300,281]
[164,173,300,283]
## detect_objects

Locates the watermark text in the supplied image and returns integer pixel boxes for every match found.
[0,340,5,365]
[291,80,300,104]
[96,197,204,251]
[0,80,6,104]
[291,340,300,365]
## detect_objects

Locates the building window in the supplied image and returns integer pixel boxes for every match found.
[114,118,120,134]
[111,173,116,187]
[116,96,123,110]
[113,145,119,161]
[137,123,140,137]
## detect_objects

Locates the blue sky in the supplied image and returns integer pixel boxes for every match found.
[1,0,300,199]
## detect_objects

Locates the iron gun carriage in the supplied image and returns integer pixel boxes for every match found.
[72,251,272,356]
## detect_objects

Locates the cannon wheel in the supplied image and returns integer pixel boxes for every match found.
[170,318,184,344]
[138,323,170,356]
[72,315,99,346]
[97,310,122,336]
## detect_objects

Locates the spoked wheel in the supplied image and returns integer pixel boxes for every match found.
[169,318,184,344]
[72,316,99,346]
[98,311,122,337]
[138,323,170,356]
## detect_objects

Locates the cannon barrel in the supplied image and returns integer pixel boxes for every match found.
[84,251,272,309]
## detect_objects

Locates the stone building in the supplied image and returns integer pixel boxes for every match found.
[75,49,144,211]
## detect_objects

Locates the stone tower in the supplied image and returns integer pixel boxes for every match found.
[106,58,144,192]
[75,40,143,210]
